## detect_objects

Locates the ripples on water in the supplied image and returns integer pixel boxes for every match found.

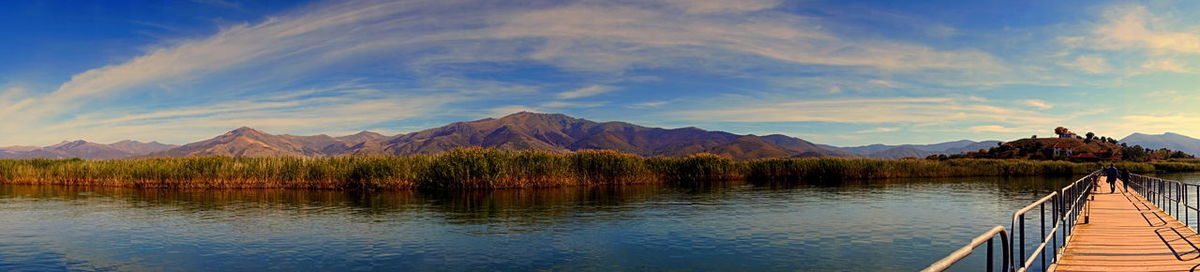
[0,176,1074,271]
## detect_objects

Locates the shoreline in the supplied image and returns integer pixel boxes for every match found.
[1,148,1195,191]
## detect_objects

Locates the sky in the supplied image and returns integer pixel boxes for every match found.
[1,0,1198,147]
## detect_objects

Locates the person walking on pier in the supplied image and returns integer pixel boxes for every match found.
[1120,168,1131,193]
[1104,164,1119,193]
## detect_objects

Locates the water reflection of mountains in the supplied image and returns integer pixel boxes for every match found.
[0,176,1073,228]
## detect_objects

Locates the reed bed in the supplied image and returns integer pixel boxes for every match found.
[0,148,1187,190]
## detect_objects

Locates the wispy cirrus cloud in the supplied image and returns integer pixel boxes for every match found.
[557,85,613,99]
[856,127,900,133]
[1091,5,1200,54]
[969,125,1026,133]
[1141,59,1193,74]
[1059,55,1111,74]
[670,97,1061,126]
[660,0,782,14]
[493,1,1006,72]
[1020,99,1053,110]
[6,0,1194,147]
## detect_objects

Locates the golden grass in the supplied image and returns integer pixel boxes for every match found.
[0,147,1182,190]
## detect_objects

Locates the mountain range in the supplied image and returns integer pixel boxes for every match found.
[0,140,176,159]
[1121,132,1200,155]
[820,140,1003,159]
[0,112,1083,160]
[141,112,850,160]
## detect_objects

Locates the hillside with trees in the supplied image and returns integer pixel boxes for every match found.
[929,127,1194,162]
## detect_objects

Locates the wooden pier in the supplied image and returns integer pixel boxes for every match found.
[1054,178,1200,272]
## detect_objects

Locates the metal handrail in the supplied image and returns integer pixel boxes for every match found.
[926,170,1101,271]
[1127,174,1200,232]
[922,225,1010,272]
[1010,171,1099,272]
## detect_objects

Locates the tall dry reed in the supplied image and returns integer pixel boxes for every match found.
[0,148,1180,190]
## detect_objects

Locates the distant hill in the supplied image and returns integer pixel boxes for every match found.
[16,112,1044,160]
[966,137,1125,160]
[342,112,851,159]
[821,140,1002,159]
[136,112,852,160]
[1121,132,1200,155]
[148,127,351,157]
[0,140,176,159]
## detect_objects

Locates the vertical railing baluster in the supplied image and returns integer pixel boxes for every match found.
[987,237,994,272]
[1020,216,1026,267]
[1040,203,1046,270]
[1053,196,1059,264]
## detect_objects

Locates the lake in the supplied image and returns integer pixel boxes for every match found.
[0,176,1089,271]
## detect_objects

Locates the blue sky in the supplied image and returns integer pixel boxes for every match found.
[1,0,1198,147]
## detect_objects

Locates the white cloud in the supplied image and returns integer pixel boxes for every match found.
[557,85,614,99]
[1148,90,1179,96]
[856,127,900,133]
[670,96,1062,126]
[1141,59,1193,73]
[868,79,902,88]
[0,0,519,144]
[37,87,454,144]
[1092,5,1200,54]
[969,125,1025,133]
[541,101,606,108]
[1020,99,1053,110]
[1113,114,1200,137]
[492,2,1005,72]
[659,0,781,14]
[1059,55,1111,74]
[0,0,1044,145]
[630,101,669,108]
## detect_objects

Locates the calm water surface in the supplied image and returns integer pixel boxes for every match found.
[0,176,1077,271]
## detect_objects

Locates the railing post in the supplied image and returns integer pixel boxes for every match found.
[1003,232,1010,272]
[1020,215,1026,266]
[1040,203,1046,270]
[987,237,994,272]
[1053,195,1059,264]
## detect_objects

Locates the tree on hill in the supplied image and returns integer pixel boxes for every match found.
[1086,132,1095,140]
[1123,145,1149,162]
[1054,127,1069,137]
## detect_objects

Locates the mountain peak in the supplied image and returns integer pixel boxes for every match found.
[75,112,853,160]
[1121,132,1200,156]
[351,130,382,136]
[228,126,267,136]
[506,111,540,117]
[336,130,388,143]
[49,140,89,149]
[499,111,570,120]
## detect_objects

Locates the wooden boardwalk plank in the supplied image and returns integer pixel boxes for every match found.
[1055,177,1200,272]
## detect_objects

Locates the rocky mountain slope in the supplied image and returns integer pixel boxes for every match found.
[1121,132,1200,155]
[145,112,851,159]
[0,140,176,159]
[821,140,1002,159]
